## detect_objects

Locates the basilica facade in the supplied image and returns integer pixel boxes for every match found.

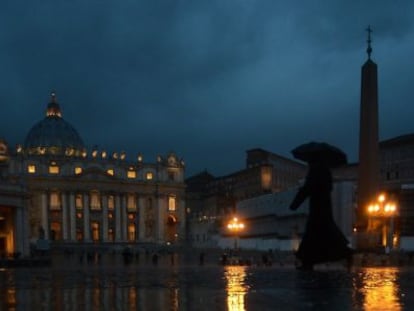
[0,93,186,256]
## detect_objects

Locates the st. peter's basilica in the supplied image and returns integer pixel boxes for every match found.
[0,93,186,257]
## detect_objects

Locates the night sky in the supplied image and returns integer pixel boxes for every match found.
[1,1,414,177]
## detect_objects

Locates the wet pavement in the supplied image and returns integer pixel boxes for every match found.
[1,253,414,310]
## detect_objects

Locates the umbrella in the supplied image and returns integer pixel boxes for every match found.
[291,141,347,167]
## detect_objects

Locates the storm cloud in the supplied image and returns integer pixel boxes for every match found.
[1,1,414,176]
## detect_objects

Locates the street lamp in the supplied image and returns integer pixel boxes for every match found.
[367,192,398,252]
[227,217,245,250]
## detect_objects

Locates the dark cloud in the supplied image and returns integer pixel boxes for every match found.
[1,1,414,176]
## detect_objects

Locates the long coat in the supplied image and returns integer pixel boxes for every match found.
[290,163,351,264]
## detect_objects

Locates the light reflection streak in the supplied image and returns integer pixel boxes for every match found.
[358,267,402,311]
[225,265,248,311]
[7,288,16,308]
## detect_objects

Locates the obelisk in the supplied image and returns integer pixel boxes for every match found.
[357,26,379,233]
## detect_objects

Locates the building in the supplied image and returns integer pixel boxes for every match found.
[380,134,414,249]
[224,167,356,252]
[0,141,30,256]
[355,28,414,250]
[227,134,414,253]
[0,93,186,256]
[186,149,306,248]
[186,28,414,252]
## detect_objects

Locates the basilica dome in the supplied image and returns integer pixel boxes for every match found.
[24,93,85,156]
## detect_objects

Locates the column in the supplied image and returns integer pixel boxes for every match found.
[85,288,91,311]
[102,194,108,242]
[115,195,121,242]
[41,192,49,240]
[61,192,68,241]
[69,193,76,241]
[121,195,127,241]
[14,203,23,254]
[156,194,166,243]
[83,193,90,241]
[102,287,110,311]
[138,196,146,241]
[178,197,186,243]
[20,198,30,256]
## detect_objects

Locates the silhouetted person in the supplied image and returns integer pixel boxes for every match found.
[262,253,268,266]
[38,226,45,239]
[87,251,94,264]
[220,253,227,266]
[199,252,205,265]
[122,247,132,265]
[289,161,352,270]
[170,252,175,265]
[152,253,158,265]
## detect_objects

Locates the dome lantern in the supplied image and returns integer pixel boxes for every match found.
[46,92,62,117]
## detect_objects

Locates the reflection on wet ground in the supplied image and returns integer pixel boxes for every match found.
[225,266,248,311]
[1,261,414,310]
[357,267,403,311]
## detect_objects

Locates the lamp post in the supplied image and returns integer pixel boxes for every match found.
[227,217,245,250]
[367,192,398,252]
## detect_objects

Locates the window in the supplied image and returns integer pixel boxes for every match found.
[127,170,136,179]
[90,191,101,210]
[127,194,137,211]
[28,165,36,173]
[168,196,176,211]
[108,195,115,210]
[75,194,83,209]
[49,164,59,174]
[50,192,61,210]
[146,172,153,180]
[75,167,82,175]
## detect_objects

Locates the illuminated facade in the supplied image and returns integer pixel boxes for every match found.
[0,141,29,256]
[0,93,185,256]
[380,134,414,244]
